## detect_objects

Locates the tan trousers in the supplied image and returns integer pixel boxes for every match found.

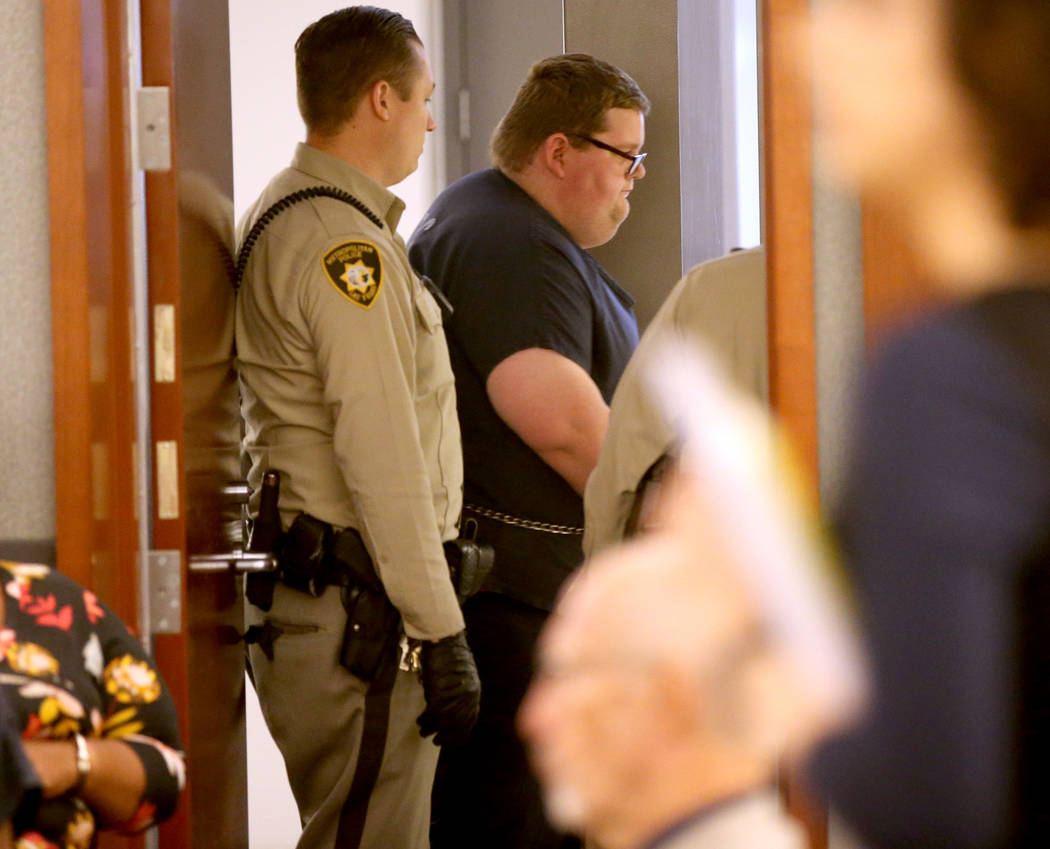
[247,582,438,849]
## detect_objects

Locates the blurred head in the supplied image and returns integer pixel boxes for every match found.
[947,0,1050,230]
[492,54,650,249]
[295,6,428,139]
[810,0,1050,233]
[518,536,776,846]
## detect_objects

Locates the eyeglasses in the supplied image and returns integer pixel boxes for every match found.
[569,133,648,177]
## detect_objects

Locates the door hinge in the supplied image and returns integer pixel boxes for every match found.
[135,87,172,172]
[148,550,182,634]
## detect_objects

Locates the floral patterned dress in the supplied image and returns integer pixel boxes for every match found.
[0,560,185,849]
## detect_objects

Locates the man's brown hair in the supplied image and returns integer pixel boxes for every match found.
[296,5,422,137]
[491,54,650,174]
[948,0,1050,228]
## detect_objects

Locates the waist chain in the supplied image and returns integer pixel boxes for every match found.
[464,503,583,536]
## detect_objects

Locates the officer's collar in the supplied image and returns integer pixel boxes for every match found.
[291,143,404,231]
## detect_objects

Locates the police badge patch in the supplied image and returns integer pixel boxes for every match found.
[323,241,383,308]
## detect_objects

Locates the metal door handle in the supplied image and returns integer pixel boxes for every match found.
[188,550,278,572]
[185,481,279,572]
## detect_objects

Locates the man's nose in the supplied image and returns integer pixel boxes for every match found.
[632,159,646,180]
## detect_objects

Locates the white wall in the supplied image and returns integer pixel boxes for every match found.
[729,0,761,249]
[229,0,444,234]
[227,3,444,846]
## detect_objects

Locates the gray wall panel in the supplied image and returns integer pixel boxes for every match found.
[444,0,563,182]
[565,0,685,330]
[679,0,726,270]
[0,0,55,542]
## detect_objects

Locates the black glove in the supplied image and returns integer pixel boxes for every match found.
[417,630,481,746]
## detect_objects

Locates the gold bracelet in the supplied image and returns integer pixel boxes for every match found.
[72,733,92,789]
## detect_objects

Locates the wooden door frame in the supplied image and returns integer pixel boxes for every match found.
[43,1,191,846]
[763,0,817,479]
[43,0,139,630]
[761,0,828,846]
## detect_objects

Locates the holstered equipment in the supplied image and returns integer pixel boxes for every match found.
[443,539,495,605]
[280,514,334,596]
[242,470,493,678]
[334,530,401,682]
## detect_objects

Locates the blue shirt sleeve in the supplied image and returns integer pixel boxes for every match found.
[448,235,593,381]
[810,306,1050,848]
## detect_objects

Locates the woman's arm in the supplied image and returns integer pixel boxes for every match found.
[22,737,147,826]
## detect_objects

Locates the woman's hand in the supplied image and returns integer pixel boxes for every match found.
[21,738,146,825]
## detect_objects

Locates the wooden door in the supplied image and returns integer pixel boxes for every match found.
[45,0,247,846]
[143,1,248,847]
[762,0,827,846]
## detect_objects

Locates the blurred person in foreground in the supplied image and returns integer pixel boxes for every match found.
[521,346,867,849]
[0,559,184,848]
[802,0,1050,846]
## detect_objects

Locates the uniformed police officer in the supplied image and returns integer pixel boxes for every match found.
[583,247,768,558]
[235,8,479,849]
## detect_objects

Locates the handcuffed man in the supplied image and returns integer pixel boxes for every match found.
[409,53,649,849]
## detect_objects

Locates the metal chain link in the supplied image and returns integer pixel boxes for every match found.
[464,503,583,536]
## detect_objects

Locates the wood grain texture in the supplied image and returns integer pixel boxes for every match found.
[763,0,818,480]
[43,0,93,591]
[143,0,248,843]
[762,1,827,847]
[46,1,145,847]
[140,3,194,845]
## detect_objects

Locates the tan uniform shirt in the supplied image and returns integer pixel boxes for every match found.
[583,247,768,556]
[236,143,464,640]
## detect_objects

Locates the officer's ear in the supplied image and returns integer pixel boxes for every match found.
[542,133,571,178]
[369,79,393,121]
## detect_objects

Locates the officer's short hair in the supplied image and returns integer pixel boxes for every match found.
[948,0,1050,228]
[491,54,650,174]
[296,6,422,137]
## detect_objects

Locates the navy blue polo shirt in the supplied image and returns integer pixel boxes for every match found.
[810,286,1050,848]
[409,168,638,609]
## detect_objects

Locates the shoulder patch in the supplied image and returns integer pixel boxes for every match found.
[322,240,384,309]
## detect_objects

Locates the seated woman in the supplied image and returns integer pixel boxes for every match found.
[0,559,184,849]
[802,0,1050,845]
[1,686,38,848]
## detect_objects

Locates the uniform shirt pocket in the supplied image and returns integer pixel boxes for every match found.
[413,284,443,334]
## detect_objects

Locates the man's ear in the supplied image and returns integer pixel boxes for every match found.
[541,133,571,178]
[369,79,392,121]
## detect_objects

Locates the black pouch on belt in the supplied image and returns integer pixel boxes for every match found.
[281,514,332,596]
[333,529,402,681]
[443,539,495,605]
